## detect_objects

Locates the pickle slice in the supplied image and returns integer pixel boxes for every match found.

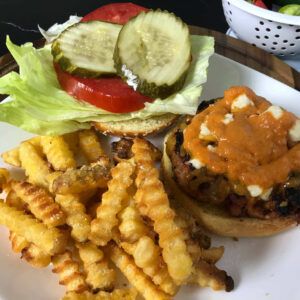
[52,21,122,78]
[114,10,192,99]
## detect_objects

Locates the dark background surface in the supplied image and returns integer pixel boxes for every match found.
[0,0,228,56]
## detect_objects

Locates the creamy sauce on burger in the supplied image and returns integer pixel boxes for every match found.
[183,86,300,192]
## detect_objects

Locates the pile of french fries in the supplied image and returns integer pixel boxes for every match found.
[0,129,233,300]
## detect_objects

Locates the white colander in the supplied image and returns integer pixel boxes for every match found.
[222,0,300,56]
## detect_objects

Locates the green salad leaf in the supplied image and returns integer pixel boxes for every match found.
[0,35,214,135]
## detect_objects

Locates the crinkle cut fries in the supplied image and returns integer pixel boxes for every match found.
[0,129,234,299]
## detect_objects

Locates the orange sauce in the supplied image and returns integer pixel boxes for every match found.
[183,86,299,189]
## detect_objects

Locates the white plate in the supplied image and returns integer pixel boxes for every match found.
[1,53,300,300]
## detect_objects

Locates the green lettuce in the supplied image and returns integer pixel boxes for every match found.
[0,35,214,135]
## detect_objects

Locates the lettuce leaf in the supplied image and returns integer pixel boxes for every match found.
[0,35,214,135]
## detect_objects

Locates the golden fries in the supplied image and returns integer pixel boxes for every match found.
[76,241,115,291]
[11,181,66,227]
[0,133,233,299]
[56,194,91,242]
[40,136,76,171]
[78,129,106,163]
[0,201,67,255]
[121,236,177,295]
[51,158,111,194]
[118,206,149,243]
[1,147,21,167]
[22,243,51,268]
[9,231,30,253]
[107,243,171,300]
[90,160,135,246]
[132,138,193,284]
[52,250,88,293]
[62,288,138,300]
[19,141,51,188]
[0,168,9,192]
[6,190,27,211]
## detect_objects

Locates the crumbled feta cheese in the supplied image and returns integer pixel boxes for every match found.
[222,113,234,125]
[188,159,205,169]
[264,106,283,120]
[247,185,263,197]
[289,119,300,142]
[261,188,273,201]
[231,94,254,111]
[207,145,216,152]
[199,122,211,137]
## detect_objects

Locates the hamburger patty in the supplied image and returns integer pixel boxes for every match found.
[166,100,300,220]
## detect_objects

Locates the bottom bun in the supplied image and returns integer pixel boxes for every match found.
[162,130,297,238]
[93,114,178,137]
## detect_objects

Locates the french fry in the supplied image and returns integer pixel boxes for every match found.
[56,194,91,242]
[1,137,42,168]
[107,243,170,300]
[78,129,106,163]
[40,136,76,171]
[9,231,30,253]
[189,260,234,292]
[0,201,67,255]
[63,132,79,154]
[52,250,88,293]
[118,206,149,243]
[19,142,51,188]
[121,236,177,295]
[0,168,9,192]
[62,288,138,300]
[22,243,51,268]
[6,190,27,211]
[12,181,66,228]
[132,138,193,284]
[51,158,111,195]
[90,160,135,246]
[1,147,21,167]
[76,241,115,291]
[9,231,51,267]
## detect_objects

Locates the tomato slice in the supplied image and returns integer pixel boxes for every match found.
[55,64,153,113]
[54,2,152,113]
[81,2,149,24]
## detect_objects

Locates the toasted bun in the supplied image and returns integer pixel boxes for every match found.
[162,128,297,238]
[93,114,178,137]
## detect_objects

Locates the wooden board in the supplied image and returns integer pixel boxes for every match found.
[0,26,299,102]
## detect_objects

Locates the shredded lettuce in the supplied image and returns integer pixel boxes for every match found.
[0,35,214,135]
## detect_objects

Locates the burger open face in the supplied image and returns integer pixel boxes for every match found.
[163,86,300,237]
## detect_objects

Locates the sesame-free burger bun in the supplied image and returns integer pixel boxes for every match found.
[162,128,297,238]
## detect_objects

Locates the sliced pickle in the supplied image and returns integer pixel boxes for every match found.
[114,10,192,99]
[52,21,122,77]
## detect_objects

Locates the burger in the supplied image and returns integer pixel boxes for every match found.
[0,3,214,138]
[163,86,300,237]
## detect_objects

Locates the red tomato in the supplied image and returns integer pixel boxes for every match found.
[54,2,152,113]
[54,64,153,113]
[81,2,149,24]
[253,0,268,9]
